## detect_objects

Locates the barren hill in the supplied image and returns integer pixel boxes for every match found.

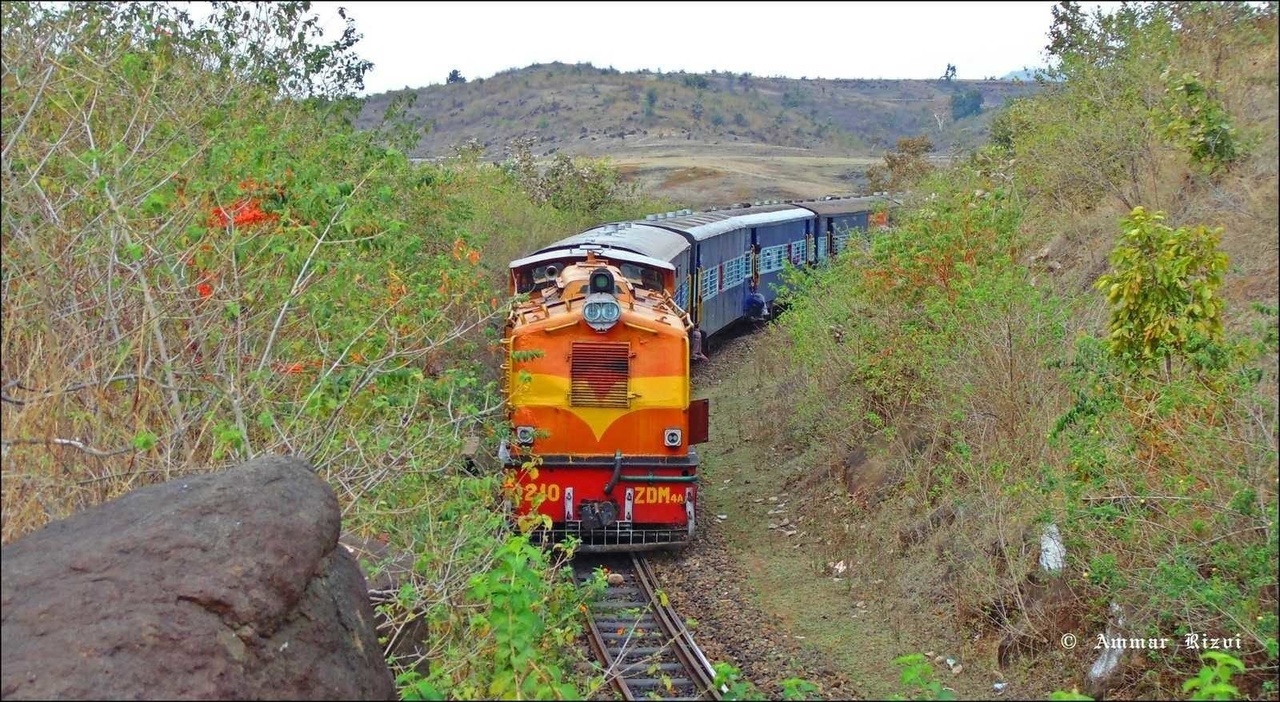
[357,62,1042,162]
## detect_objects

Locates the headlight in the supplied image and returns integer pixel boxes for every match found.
[582,295,621,331]
[516,426,536,445]
[584,302,603,323]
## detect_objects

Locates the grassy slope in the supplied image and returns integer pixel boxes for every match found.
[649,7,1279,701]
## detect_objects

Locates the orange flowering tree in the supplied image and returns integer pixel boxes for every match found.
[2,4,607,698]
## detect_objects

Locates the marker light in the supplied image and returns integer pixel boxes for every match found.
[589,268,615,295]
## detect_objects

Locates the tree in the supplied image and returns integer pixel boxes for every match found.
[644,87,658,118]
[446,68,466,84]
[682,74,708,90]
[950,89,983,120]
[866,136,935,191]
[942,63,957,82]
[1095,207,1227,377]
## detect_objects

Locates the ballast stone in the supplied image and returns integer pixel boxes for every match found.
[0,455,394,700]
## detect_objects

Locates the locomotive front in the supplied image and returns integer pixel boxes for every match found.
[502,249,707,551]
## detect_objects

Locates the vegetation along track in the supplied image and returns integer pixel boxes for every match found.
[573,554,722,700]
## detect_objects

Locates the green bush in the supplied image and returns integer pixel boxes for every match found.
[0,4,662,699]
[1157,71,1241,173]
[1052,213,1278,683]
[1095,207,1228,376]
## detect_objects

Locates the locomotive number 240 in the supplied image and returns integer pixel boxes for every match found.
[522,482,562,503]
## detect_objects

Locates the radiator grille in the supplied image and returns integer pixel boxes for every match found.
[570,342,630,408]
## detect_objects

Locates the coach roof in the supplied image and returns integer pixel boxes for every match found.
[790,195,888,217]
[651,203,812,241]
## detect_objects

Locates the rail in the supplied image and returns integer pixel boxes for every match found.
[573,554,721,700]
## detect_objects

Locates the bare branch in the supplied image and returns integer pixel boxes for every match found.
[1,437,133,458]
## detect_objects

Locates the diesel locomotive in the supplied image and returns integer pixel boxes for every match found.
[501,195,894,552]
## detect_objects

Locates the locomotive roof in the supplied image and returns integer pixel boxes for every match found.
[509,246,675,272]
[539,223,691,262]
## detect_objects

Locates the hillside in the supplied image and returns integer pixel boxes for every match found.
[356,62,1042,161]
[675,3,1279,700]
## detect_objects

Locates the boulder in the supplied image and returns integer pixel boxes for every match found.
[1,455,394,700]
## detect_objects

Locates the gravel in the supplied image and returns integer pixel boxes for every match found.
[643,328,865,700]
[648,522,861,700]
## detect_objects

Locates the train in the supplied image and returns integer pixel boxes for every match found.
[500,194,895,552]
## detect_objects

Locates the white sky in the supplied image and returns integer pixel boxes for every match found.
[307,1,1124,95]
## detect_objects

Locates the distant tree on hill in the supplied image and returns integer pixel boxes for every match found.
[682,74,709,90]
[866,135,935,191]
[782,86,803,109]
[950,88,983,120]
[942,63,957,82]
[446,69,466,84]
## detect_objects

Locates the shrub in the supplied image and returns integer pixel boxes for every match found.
[0,5,658,699]
[1095,206,1228,376]
[1157,71,1240,173]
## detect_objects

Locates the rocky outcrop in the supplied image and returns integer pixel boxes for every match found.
[1,455,395,700]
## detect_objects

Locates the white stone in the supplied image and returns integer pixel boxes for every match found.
[1040,523,1066,573]
[1086,603,1128,695]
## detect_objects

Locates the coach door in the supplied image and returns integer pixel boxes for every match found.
[691,243,704,329]
[805,219,815,265]
[749,228,761,288]
[816,217,830,263]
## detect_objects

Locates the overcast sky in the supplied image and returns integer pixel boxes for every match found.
[307,1,1124,96]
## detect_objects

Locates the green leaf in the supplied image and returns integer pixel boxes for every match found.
[132,430,158,451]
[256,410,274,429]
[123,242,145,263]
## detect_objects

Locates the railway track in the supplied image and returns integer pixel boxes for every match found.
[573,554,722,700]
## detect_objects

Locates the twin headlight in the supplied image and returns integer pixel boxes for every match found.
[583,294,621,331]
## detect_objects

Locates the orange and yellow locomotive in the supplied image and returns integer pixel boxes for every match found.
[501,196,894,551]
[502,245,707,551]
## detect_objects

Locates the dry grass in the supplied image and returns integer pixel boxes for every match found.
[655,7,1279,698]
[608,145,880,209]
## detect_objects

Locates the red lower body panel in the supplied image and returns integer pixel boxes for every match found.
[506,462,698,552]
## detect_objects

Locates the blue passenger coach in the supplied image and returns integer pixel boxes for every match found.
[793,195,884,258]
[520,195,895,349]
[649,204,809,337]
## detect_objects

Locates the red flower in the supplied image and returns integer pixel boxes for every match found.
[197,282,213,299]
[210,197,278,228]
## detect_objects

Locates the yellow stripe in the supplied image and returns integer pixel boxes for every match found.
[511,373,686,440]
